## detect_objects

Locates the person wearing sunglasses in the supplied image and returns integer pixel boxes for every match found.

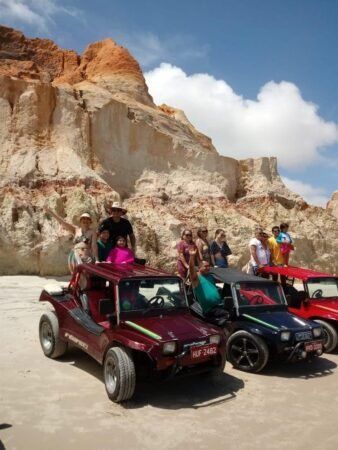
[210,228,232,268]
[195,226,212,265]
[99,201,136,252]
[176,229,199,280]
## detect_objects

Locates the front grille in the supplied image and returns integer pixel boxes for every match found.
[295,330,312,341]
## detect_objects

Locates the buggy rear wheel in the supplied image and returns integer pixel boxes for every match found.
[314,320,338,353]
[39,311,68,358]
[104,347,136,403]
[226,331,269,373]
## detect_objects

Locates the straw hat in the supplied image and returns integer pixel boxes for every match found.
[79,213,92,221]
[110,201,127,214]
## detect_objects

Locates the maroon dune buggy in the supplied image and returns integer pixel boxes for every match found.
[260,266,338,352]
[38,263,226,402]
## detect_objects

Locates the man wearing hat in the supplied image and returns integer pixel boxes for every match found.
[99,202,136,252]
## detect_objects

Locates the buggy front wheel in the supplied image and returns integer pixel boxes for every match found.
[103,347,136,402]
[226,331,269,373]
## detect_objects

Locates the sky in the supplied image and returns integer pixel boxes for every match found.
[0,0,337,206]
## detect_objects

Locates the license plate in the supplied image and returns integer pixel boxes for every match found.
[305,341,322,352]
[190,344,217,359]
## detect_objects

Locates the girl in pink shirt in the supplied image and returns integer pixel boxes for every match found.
[106,236,135,264]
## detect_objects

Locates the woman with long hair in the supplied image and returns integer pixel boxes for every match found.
[195,226,212,265]
[176,229,198,280]
[210,229,232,268]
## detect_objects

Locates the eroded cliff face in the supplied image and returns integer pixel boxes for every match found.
[0,25,337,275]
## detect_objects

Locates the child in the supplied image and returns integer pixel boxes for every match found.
[69,238,95,273]
[106,236,135,264]
[276,223,294,266]
[97,225,113,261]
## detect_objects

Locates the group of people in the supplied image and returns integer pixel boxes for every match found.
[45,201,294,289]
[179,223,294,320]
[248,223,294,276]
[44,202,136,273]
[176,227,232,281]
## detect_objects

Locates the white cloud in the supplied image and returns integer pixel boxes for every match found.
[119,33,208,68]
[282,177,329,207]
[145,63,338,169]
[0,0,80,31]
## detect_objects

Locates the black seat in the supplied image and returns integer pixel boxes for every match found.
[283,285,303,308]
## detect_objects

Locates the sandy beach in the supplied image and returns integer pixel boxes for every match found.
[1,275,338,450]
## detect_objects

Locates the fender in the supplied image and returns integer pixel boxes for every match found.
[231,320,278,340]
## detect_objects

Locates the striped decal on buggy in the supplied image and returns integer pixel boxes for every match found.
[125,321,162,340]
[242,313,280,331]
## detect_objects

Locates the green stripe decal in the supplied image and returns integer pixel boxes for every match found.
[242,314,279,331]
[125,321,162,340]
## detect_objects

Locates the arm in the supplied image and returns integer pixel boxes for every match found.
[224,241,232,256]
[178,244,189,270]
[189,248,199,288]
[196,239,204,262]
[129,233,136,253]
[249,245,260,266]
[106,248,116,263]
[123,248,135,264]
[44,206,76,234]
[91,231,98,261]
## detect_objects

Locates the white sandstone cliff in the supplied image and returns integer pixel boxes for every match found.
[0,26,337,275]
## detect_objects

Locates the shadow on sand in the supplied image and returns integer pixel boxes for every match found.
[58,347,245,409]
[262,356,337,379]
[0,424,12,450]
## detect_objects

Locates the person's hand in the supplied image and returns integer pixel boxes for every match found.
[189,248,197,257]
[43,205,51,213]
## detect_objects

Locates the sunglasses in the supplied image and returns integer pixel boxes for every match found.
[201,229,208,232]
[184,233,192,237]
[111,208,122,212]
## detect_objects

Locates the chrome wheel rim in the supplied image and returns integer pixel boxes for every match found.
[41,321,53,351]
[105,357,117,393]
[230,337,260,370]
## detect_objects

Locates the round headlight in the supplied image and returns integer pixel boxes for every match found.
[209,334,221,345]
[280,331,291,342]
[313,327,322,338]
[163,341,177,355]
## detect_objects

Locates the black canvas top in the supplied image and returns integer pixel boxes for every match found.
[210,267,275,285]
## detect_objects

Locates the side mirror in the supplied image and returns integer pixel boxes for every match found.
[285,294,292,305]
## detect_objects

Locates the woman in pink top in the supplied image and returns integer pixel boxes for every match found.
[106,236,135,264]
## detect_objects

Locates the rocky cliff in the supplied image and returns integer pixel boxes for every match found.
[0,25,337,275]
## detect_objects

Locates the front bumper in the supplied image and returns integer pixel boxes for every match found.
[280,339,324,362]
[154,342,226,377]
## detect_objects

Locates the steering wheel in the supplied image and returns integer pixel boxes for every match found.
[147,295,165,308]
[311,289,323,298]
[250,295,264,305]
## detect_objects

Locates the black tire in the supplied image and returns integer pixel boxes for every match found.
[103,347,136,402]
[226,330,269,373]
[39,311,68,358]
[314,320,338,353]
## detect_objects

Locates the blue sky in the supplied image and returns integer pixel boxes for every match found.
[0,0,337,205]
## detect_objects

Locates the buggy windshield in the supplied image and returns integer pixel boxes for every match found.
[307,278,338,299]
[235,282,286,307]
[119,278,187,312]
